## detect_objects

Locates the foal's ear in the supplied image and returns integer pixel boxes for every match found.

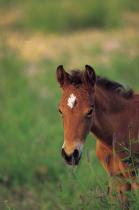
[84,65,96,86]
[56,65,70,87]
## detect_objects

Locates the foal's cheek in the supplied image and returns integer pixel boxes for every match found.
[78,119,91,139]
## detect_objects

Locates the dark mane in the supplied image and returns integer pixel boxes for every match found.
[96,76,134,99]
[69,70,133,99]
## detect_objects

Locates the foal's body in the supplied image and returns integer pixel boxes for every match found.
[57,65,139,207]
[93,84,139,158]
[93,84,139,201]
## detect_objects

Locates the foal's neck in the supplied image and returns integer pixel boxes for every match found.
[91,85,128,146]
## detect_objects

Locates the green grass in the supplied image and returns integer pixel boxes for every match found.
[0,39,139,209]
[0,0,139,32]
[0,1,139,209]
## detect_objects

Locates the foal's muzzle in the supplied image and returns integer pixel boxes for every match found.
[61,148,81,165]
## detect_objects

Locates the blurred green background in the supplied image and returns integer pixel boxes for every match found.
[0,0,139,209]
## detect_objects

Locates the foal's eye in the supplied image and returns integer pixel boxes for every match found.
[58,108,63,115]
[85,108,93,118]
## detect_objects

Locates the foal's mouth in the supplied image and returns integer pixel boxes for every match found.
[65,155,82,166]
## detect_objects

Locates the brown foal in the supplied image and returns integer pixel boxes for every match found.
[56,65,139,207]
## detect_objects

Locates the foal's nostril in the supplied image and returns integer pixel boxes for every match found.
[61,148,72,162]
[73,149,79,159]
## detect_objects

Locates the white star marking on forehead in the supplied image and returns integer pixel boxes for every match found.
[67,93,77,109]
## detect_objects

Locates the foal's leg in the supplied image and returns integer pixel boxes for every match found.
[96,139,115,197]
[96,139,121,207]
[96,139,131,208]
[116,179,131,209]
[108,177,131,210]
[96,139,113,174]
[131,177,139,190]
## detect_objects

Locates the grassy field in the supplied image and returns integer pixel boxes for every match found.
[0,0,139,32]
[0,1,139,209]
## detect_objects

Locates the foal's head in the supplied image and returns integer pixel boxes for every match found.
[57,65,96,165]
